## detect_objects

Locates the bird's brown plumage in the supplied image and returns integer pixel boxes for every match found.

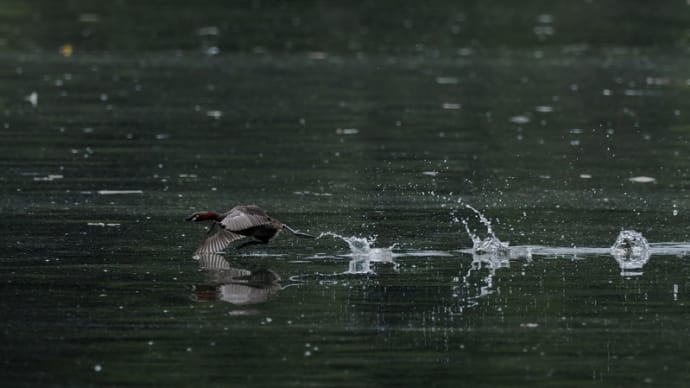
[187,204,313,255]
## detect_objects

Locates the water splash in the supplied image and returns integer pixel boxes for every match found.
[318,232,397,274]
[610,230,650,276]
[318,232,376,254]
[461,204,511,255]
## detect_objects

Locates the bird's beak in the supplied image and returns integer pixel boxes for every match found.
[185,214,197,222]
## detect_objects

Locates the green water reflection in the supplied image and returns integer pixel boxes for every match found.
[2,1,690,386]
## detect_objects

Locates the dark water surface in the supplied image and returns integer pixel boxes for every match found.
[2,1,690,386]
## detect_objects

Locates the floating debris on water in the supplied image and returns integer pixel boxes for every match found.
[534,105,553,113]
[59,44,73,57]
[422,171,439,177]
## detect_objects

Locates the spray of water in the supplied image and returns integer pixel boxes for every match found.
[458,203,510,255]
[317,232,397,273]
[317,232,376,254]
[610,230,650,275]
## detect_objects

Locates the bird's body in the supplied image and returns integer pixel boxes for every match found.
[187,205,313,254]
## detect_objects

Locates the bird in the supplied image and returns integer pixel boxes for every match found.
[186,205,314,254]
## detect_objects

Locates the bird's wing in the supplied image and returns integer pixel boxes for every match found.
[221,207,272,231]
[195,222,245,255]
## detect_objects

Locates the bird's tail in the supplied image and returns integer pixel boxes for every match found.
[283,224,316,238]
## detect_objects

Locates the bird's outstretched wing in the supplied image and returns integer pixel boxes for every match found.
[195,222,245,255]
[220,206,273,232]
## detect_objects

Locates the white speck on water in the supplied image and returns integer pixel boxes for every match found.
[336,128,359,135]
[436,76,459,84]
[93,364,102,372]
[206,110,222,119]
[624,89,643,96]
[442,102,461,110]
[25,92,38,107]
[520,323,539,328]
[148,341,154,346]
[570,139,580,146]
[204,46,220,56]
[570,128,584,134]
[33,174,63,182]
[293,191,333,197]
[422,171,439,177]
[602,89,612,96]
[186,347,192,352]
[579,174,592,179]
[510,115,530,124]
[646,76,670,86]
[629,176,656,183]
[99,93,108,102]
[156,133,171,140]
[535,105,553,113]
[97,190,144,195]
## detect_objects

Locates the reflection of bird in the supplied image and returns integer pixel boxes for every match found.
[192,253,281,305]
[186,205,314,254]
